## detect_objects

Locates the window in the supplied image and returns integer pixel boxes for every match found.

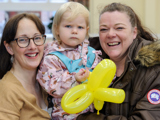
[12,0,47,3]
[0,0,8,2]
[0,0,68,40]
[50,0,67,3]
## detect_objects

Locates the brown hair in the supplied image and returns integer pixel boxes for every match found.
[100,3,156,41]
[0,13,45,79]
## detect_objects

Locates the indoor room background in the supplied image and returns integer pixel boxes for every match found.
[0,0,159,42]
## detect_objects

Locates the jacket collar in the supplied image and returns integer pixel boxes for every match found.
[126,37,152,67]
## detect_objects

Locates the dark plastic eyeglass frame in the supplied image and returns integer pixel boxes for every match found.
[11,34,46,48]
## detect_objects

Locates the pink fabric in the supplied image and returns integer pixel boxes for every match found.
[37,39,102,120]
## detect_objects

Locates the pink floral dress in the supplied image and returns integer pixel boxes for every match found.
[36,39,102,120]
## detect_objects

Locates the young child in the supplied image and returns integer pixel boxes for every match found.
[36,2,102,120]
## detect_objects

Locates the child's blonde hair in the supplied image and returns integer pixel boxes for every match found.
[52,1,89,44]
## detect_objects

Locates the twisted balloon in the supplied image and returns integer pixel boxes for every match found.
[61,59,125,115]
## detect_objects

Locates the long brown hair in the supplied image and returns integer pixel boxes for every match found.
[0,13,45,79]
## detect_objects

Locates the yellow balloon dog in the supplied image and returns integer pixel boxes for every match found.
[61,59,125,115]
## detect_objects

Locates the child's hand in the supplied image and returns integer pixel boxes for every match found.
[75,68,90,83]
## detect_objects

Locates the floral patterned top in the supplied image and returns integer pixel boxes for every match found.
[36,39,102,120]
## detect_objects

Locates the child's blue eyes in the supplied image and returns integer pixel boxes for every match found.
[65,25,84,29]
[65,25,71,28]
[78,26,83,29]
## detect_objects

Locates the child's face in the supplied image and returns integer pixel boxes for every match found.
[56,12,89,48]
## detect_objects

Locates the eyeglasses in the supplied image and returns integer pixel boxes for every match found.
[12,34,46,48]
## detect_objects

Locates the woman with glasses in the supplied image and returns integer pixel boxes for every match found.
[0,13,51,120]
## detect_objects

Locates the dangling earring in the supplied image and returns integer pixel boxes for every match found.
[11,55,14,63]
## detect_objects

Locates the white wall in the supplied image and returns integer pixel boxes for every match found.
[0,1,65,11]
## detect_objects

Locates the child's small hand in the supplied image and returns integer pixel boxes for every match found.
[75,68,90,83]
